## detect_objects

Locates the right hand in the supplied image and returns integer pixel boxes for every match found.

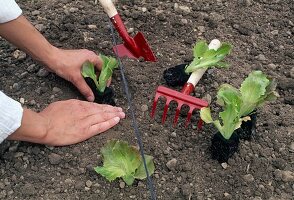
[9,99,125,146]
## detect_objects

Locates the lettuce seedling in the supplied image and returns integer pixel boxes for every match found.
[239,70,279,116]
[94,140,155,186]
[200,70,278,140]
[200,84,250,139]
[185,40,232,73]
[82,54,118,93]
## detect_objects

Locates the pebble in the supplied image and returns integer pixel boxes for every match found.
[52,87,62,94]
[35,24,45,32]
[178,6,191,13]
[119,181,125,189]
[171,132,177,138]
[268,63,277,70]
[128,28,134,34]
[85,180,92,187]
[19,98,25,104]
[31,10,40,16]
[88,25,97,29]
[12,83,20,91]
[142,7,147,12]
[48,153,62,165]
[166,158,177,170]
[243,174,254,182]
[27,64,39,73]
[198,26,205,33]
[141,104,148,112]
[28,100,36,106]
[181,19,188,24]
[19,72,28,79]
[12,50,26,60]
[256,54,266,61]
[281,170,294,182]
[69,7,79,13]
[37,68,49,77]
[224,192,232,199]
[271,30,279,35]
[221,162,228,169]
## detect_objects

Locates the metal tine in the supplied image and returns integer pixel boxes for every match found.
[197,119,204,130]
[151,93,161,118]
[162,97,172,124]
[185,106,195,127]
[173,102,183,126]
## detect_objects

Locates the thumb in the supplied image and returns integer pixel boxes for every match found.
[72,75,95,102]
[88,53,103,71]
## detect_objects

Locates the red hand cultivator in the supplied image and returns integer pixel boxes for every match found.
[151,39,222,128]
[99,0,156,62]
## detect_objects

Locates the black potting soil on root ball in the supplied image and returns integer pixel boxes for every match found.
[163,64,190,87]
[237,111,257,140]
[211,132,240,163]
[84,77,115,106]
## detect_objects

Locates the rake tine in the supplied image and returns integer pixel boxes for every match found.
[151,92,160,118]
[173,102,183,127]
[162,98,171,124]
[197,119,204,130]
[185,107,194,127]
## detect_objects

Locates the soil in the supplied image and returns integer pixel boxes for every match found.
[163,64,190,87]
[0,0,294,200]
[237,111,258,141]
[211,132,240,163]
[84,77,116,106]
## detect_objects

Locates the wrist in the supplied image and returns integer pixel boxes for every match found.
[8,109,49,144]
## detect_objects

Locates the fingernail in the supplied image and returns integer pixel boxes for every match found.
[117,107,123,112]
[87,96,95,102]
[114,117,120,122]
[120,112,125,118]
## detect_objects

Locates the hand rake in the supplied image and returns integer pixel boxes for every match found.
[99,0,157,62]
[151,39,222,128]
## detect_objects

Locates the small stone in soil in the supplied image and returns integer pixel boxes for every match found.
[140,104,148,112]
[166,158,177,170]
[243,174,254,182]
[48,153,62,165]
[37,68,49,77]
[221,162,228,169]
[119,181,125,189]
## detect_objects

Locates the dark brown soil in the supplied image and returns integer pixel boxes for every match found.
[0,0,293,199]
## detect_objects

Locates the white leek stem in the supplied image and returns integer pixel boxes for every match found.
[187,39,221,86]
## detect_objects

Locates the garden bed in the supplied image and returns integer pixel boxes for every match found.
[0,0,293,199]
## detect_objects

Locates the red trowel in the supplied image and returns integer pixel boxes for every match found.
[99,0,157,62]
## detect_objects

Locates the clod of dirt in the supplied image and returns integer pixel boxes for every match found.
[163,64,190,87]
[85,77,115,106]
[236,111,257,140]
[211,132,240,163]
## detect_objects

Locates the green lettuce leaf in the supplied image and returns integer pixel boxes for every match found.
[98,54,118,93]
[94,140,155,186]
[185,41,232,73]
[240,71,279,116]
[81,54,118,93]
[200,84,246,140]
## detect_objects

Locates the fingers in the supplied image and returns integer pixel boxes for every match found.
[79,101,123,114]
[88,52,103,71]
[88,117,121,137]
[85,111,125,126]
[71,74,95,102]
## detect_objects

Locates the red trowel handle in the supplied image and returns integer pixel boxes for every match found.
[99,0,139,56]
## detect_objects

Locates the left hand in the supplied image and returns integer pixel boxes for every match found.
[47,48,103,102]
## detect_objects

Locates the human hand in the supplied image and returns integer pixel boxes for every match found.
[47,48,104,102]
[8,99,125,146]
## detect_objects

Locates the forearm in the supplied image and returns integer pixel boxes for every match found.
[8,109,48,144]
[0,15,57,66]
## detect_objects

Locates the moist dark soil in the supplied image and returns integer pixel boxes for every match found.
[237,111,258,140]
[84,77,115,106]
[163,63,190,87]
[0,0,294,200]
[211,132,240,163]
